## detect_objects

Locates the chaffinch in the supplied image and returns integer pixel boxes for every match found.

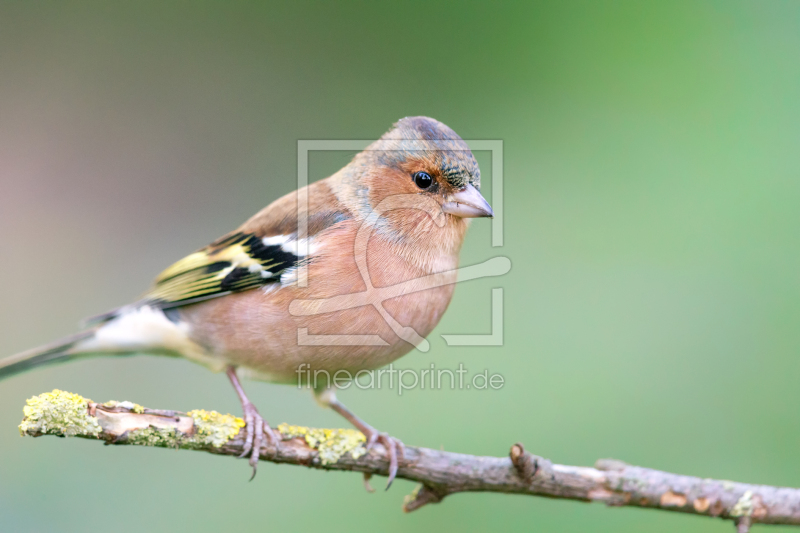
[1,116,493,487]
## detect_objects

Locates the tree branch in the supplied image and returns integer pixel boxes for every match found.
[18,390,800,531]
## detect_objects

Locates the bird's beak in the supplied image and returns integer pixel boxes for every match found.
[442,183,494,218]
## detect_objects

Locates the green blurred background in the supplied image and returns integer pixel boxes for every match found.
[1,1,799,531]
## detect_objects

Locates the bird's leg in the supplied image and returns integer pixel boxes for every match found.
[315,387,405,489]
[226,365,278,480]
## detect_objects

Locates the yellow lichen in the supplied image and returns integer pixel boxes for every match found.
[277,423,366,464]
[188,410,245,447]
[126,426,182,448]
[18,389,101,437]
[123,410,243,449]
[18,391,244,450]
[404,484,424,507]
[730,490,754,518]
[103,400,146,414]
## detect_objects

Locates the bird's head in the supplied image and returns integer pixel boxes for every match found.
[336,117,492,256]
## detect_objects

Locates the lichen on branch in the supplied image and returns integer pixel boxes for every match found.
[17,390,800,531]
[19,389,101,437]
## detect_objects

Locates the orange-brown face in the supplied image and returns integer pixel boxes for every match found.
[372,145,490,204]
[341,116,493,253]
[358,151,490,260]
[365,153,453,207]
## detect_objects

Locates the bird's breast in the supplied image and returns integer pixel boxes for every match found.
[181,225,461,381]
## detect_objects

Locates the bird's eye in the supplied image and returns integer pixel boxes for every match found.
[413,171,433,189]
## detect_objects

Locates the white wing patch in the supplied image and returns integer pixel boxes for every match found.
[262,235,319,257]
[280,267,299,285]
[261,235,291,246]
[247,263,274,278]
[259,235,321,289]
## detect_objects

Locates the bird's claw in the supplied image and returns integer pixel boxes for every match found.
[364,430,405,490]
[237,401,278,480]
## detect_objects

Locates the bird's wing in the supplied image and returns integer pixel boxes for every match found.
[140,181,350,310]
[143,231,301,309]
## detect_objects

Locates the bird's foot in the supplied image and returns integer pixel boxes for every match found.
[315,387,405,489]
[226,365,278,480]
[237,400,278,480]
[363,428,405,490]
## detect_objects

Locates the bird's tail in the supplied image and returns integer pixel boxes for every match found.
[0,328,100,381]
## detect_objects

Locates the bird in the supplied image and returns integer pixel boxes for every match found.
[0,116,493,488]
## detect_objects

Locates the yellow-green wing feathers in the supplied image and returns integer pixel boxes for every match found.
[145,232,299,308]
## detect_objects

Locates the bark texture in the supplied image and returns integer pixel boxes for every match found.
[17,390,800,531]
